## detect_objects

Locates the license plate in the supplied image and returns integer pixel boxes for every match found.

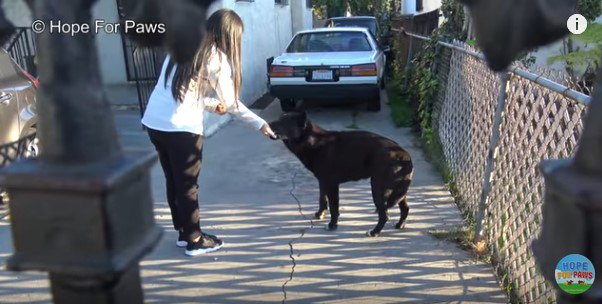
[312,70,333,81]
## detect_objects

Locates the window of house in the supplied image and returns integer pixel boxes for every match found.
[306,0,313,8]
[275,0,289,5]
[236,0,254,2]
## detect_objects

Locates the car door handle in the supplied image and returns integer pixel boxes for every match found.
[0,92,13,105]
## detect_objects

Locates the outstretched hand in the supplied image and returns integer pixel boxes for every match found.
[215,102,227,115]
[261,123,278,140]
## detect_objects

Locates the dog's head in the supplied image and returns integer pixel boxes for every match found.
[269,111,309,141]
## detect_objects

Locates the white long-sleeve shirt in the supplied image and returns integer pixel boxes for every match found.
[141,48,266,135]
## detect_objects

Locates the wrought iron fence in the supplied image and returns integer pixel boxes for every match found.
[0,133,37,168]
[0,133,37,209]
[131,45,163,117]
[2,27,37,77]
[399,32,592,303]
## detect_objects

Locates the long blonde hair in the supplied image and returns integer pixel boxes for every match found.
[166,9,243,106]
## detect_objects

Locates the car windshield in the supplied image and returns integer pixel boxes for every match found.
[287,32,372,53]
[332,19,377,37]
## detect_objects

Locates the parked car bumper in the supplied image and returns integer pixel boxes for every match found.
[269,77,379,100]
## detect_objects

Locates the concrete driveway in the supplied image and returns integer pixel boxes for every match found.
[0,96,507,303]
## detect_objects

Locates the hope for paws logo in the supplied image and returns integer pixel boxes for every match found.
[555,254,595,294]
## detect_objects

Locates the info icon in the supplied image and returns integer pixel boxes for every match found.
[555,254,595,294]
[567,14,588,35]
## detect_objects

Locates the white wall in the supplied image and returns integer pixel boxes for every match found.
[402,0,416,15]
[291,0,313,36]
[421,0,442,14]
[402,0,442,15]
[3,0,31,27]
[92,0,128,85]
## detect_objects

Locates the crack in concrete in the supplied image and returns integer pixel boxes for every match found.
[281,171,314,304]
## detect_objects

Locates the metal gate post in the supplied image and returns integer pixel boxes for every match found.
[474,72,510,243]
[0,0,161,302]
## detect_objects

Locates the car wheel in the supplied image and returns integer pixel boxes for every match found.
[367,91,381,112]
[280,98,296,112]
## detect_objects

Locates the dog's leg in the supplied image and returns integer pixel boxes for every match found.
[368,207,388,237]
[368,178,388,237]
[326,184,340,231]
[395,197,409,230]
[389,172,412,230]
[315,181,329,220]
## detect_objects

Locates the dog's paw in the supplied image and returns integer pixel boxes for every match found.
[395,222,406,230]
[366,230,380,237]
[326,223,338,231]
[314,210,327,220]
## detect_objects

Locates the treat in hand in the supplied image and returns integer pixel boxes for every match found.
[215,102,227,115]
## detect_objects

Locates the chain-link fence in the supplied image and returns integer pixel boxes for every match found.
[398,31,592,303]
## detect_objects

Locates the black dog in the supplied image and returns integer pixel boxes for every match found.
[269,112,413,237]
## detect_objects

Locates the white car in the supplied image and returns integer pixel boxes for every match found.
[269,27,386,112]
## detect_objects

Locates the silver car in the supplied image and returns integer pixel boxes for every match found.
[0,48,38,205]
[0,48,37,156]
[269,27,386,112]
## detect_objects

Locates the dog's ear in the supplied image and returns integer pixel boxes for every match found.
[299,111,308,123]
[295,111,308,128]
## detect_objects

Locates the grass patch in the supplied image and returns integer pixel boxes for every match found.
[492,255,522,304]
[429,226,490,263]
[386,84,414,127]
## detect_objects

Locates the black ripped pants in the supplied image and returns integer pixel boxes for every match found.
[147,128,203,243]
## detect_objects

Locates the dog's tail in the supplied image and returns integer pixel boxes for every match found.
[386,160,414,209]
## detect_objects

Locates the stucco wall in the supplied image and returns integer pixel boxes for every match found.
[421,0,442,14]
[92,0,128,85]
[291,0,313,35]
[402,0,441,15]
[3,0,31,27]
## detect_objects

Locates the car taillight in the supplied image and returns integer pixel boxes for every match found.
[351,64,377,76]
[23,70,39,89]
[270,65,294,77]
